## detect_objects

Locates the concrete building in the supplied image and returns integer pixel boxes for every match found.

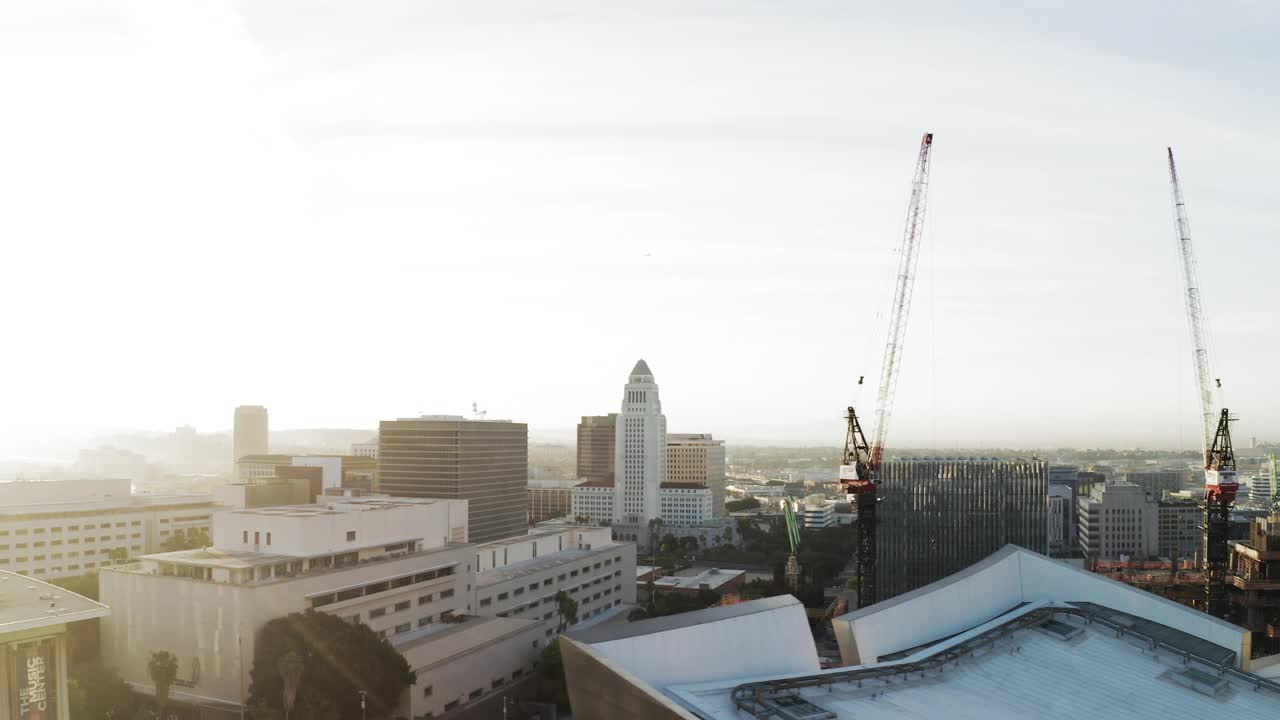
[648,567,744,598]
[0,570,110,720]
[571,480,615,524]
[0,479,215,580]
[1077,482,1157,559]
[527,478,575,523]
[377,415,528,543]
[1048,464,1080,545]
[99,498,632,719]
[235,454,376,493]
[613,360,667,525]
[1121,469,1187,500]
[232,405,268,476]
[562,545,1280,719]
[576,414,616,484]
[1048,484,1073,555]
[350,437,379,459]
[798,494,836,529]
[877,458,1048,599]
[1159,497,1203,559]
[667,434,726,518]
[657,483,713,526]
[1230,511,1280,657]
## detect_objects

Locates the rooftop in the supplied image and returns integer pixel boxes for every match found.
[229,496,450,518]
[477,544,624,588]
[660,482,709,490]
[575,479,614,489]
[0,570,110,635]
[652,568,743,592]
[395,615,539,669]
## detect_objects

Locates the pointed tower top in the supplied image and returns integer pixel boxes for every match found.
[630,359,652,377]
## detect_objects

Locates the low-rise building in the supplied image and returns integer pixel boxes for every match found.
[658,483,713,526]
[0,478,215,580]
[99,498,635,719]
[649,567,744,597]
[0,570,111,720]
[798,495,836,529]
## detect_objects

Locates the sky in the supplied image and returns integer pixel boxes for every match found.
[1,1,1277,457]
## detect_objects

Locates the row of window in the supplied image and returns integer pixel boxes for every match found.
[415,666,532,719]
[310,566,457,608]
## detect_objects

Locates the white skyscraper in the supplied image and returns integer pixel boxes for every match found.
[613,359,667,524]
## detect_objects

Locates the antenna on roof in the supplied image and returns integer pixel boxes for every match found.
[472,402,488,420]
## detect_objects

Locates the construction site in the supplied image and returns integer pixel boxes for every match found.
[832,134,1280,663]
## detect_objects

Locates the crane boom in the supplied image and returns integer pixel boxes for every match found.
[842,133,934,610]
[1168,147,1237,619]
[1168,148,1215,453]
[869,133,934,466]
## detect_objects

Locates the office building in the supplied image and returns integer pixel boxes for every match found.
[377,415,528,543]
[527,478,575,523]
[232,405,268,477]
[1077,482,1156,559]
[1048,484,1073,555]
[0,479,215,580]
[571,480,616,524]
[99,498,632,719]
[1121,470,1187,500]
[561,545,1280,719]
[351,437,379,459]
[799,494,836,529]
[667,434,726,518]
[877,458,1047,599]
[0,570,110,720]
[236,454,376,492]
[657,483,713,526]
[576,415,616,484]
[613,360,667,525]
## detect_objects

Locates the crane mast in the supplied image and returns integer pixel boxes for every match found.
[1167,147,1237,619]
[842,133,934,610]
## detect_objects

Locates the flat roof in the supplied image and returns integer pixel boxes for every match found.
[396,616,538,669]
[652,568,743,592]
[0,570,109,635]
[477,544,623,588]
[229,497,449,517]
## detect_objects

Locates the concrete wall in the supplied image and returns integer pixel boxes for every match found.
[211,499,466,556]
[403,621,546,718]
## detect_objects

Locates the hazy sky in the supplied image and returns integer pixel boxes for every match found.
[2,1,1277,456]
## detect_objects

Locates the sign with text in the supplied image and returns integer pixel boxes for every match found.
[11,638,56,720]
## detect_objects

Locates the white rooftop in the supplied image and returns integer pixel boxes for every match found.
[0,570,109,635]
[653,568,744,592]
[562,547,1280,719]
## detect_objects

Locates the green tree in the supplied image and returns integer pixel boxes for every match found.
[554,590,579,633]
[276,650,304,720]
[160,528,211,552]
[68,661,141,720]
[536,642,571,713]
[107,547,130,565]
[247,611,414,720]
[147,650,178,713]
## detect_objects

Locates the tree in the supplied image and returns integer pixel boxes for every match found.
[554,590,579,633]
[726,497,761,512]
[535,642,571,713]
[160,528,211,552]
[68,661,141,720]
[247,611,414,720]
[107,547,130,565]
[147,651,178,713]
[276,650,304,720]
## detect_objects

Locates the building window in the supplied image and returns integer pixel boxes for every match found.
[243,531,248,543]
[418,617,430,627]
[440,589,454,599]
[419,593,434,605]
[480,597,492,607]
[395,601,410,612]
[266,533,271,546]
[347,531,357,542]
[468,689,483,701]
[395,623,411,634]
[497,592,509,601]
[423,685,433,698]
[370,608,387,619]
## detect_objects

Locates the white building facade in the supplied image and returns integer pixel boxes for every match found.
[612,359,667,525]
[1077,482,1158,559]
[0,479,214,581]
[657,484,713,526]
[571,481,616,524]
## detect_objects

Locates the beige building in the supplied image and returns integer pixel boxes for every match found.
[232,406,268,476]
[666,434,726,518]
[235,454,376,492]
[99,498,634,719]
[528,482,573,524]
[576,415,616,484]
[0,478,215,581]
[377,415,528,543]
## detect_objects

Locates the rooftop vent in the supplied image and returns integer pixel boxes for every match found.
[1171,667,1229,696]
[760,695,836,720]
[1036,618,1084,642]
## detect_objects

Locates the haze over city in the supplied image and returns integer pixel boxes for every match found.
[3,1,1278,460]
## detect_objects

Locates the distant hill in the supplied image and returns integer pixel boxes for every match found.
[270,429,377,455]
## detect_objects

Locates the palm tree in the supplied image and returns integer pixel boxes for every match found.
[277,650,305,720]
[554,591,578,633]
[147,651,179,715]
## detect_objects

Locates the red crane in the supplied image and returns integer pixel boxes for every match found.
[842,133,934,609]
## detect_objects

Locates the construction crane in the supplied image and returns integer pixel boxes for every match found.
[841,132,935,610]
[1270,453,1279,510]
[1167,147,1238,619]
[783,498,802,593]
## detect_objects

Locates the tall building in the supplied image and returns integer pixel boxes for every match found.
[613,360,667,525]
[377,416,528,543]
[576,415,617,484]
[877,458,1048,599]
[1048,484,1073,555]
[232,405,269,478]
[667,434,727,518]
[1076,483,1157,559]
